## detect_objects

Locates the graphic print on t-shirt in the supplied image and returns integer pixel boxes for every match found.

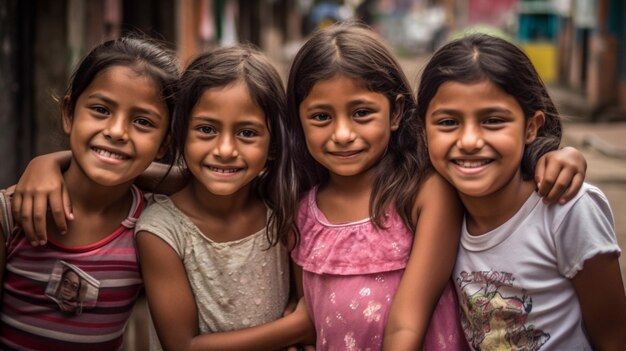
[456,270,550,350]
[45,260,100,315]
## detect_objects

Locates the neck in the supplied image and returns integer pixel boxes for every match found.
[324,165,376,197]
[182,179,258,218]
[63,160,133,214]
[460,172,535,235]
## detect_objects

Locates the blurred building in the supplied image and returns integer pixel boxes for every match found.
[1,0,624,184]
[447,0,626,118]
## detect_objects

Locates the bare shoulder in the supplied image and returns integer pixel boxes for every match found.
[415,172,458,206]
[410,172,461,224]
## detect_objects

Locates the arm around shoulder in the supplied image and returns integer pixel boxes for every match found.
[137,225,315,351]
[383,172,463,350]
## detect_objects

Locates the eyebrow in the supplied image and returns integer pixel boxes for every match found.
[87,93,164,120]
[430,107,514,116]
[190,116,267,129]
[302,98,378,112]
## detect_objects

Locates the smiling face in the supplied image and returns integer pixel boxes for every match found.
[298,75,400,181]
[63,65,169,187]
[184,81,270,197]
[424,80,543,200]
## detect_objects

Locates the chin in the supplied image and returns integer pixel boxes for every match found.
[88,172,134,187]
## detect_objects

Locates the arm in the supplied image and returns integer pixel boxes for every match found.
[572,253,626,350]
[383,173,463,350]
[12,151,72,245]
[137,231,314,351]
[13,152,185,245]
[134,161,187,195]
[535,146,586,204]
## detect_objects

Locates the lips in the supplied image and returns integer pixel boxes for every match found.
[206,165,242,174]
[91,146,130,160]
[329,150,362,157]
[453,159,492,168]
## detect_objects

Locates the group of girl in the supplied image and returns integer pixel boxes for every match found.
[1,20,624,351]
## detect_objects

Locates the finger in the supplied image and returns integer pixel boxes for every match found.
[33,194,48,245]
[62,184,74,221]
[537,163,561,198]
[49,189,68,235]
[534,155,547,191]
[542,168,575,204]
[19,195,38,246]
[4,185,16,196]
[559,173,585,204]
[11,192,22,224]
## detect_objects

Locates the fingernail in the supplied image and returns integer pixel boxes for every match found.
[30,241,39,247]
[39,240,47,245]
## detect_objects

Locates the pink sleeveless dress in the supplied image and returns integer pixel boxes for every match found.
[291,188,468,350]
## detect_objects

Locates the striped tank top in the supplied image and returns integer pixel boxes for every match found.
[0,185,144,351]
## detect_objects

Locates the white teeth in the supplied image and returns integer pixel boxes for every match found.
[209,166,240,173]
[93,148,127,160]
[455,160,490,168]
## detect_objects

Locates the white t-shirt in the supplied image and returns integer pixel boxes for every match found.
[135,194,290,351]
[453,183,620,350]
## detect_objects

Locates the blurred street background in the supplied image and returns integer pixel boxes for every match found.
[0,1,625,350]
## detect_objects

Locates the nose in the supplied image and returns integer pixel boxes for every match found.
[213,133,238,159]
[103,115,129,142]
[456,124,484,152]
[331,117,357,145]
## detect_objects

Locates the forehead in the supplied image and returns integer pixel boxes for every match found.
[428,80,523,113]
[302,75,385,104]
[192,82,266,123]
[84,66,164,101]
[79,65,169,114]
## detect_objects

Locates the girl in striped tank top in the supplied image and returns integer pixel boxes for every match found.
[0,36,178,351]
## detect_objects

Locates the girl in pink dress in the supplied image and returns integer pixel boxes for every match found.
[286,22,587,351]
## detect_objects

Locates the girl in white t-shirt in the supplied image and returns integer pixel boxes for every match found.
[418,33,626,350]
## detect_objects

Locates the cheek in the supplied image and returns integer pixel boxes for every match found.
[183,139,203,161]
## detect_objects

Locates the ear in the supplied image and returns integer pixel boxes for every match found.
[390,94,403,131]
[525,111,545,144]
[61,96,73,135]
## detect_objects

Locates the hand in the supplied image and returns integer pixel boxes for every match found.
[286,297,316,350]
[282,298,297,317]
[535,146,587,204]
[12,154,73,245]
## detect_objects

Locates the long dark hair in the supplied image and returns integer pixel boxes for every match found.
[171,45,297,246]
[286,22,430,230]
[417,34,561,179]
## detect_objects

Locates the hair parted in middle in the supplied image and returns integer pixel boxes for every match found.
[417,33,562,180]
[170,45,298,246]
[286,21,431,230]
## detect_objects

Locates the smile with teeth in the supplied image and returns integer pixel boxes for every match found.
[92,147,129,160]
[207,166,242,174]
[454,159,492,168]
